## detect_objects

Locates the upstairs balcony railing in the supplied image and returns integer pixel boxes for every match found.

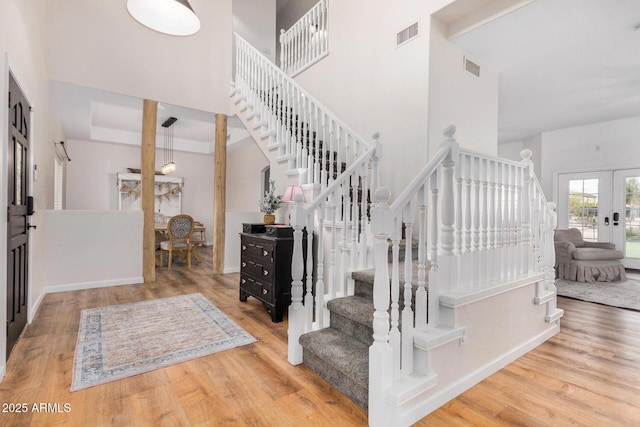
[279,0,329,76]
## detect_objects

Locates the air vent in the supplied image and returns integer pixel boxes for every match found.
[464,56,480,77]
[396,22,419,47]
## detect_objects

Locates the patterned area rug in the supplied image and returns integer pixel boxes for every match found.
[71,293,256,391]
[556,277,640,311]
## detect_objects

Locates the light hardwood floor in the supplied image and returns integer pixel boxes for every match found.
[0,247,638,426]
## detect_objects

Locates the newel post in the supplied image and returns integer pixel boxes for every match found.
[370,132,382,195]
[520,149,534,273]
[288,194,307,365]
[438,125,459,294]
[369,187,393,426]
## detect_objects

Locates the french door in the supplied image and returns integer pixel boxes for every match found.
[613,169,640,269]
[558,169,640,269]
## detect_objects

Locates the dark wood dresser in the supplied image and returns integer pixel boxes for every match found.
[239,224,306,322]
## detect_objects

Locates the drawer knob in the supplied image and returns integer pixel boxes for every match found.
[263,250,268,256]
[262,289,268,295]
[242,245,247,251]
[242,262,246,267]
[263,270,269,276]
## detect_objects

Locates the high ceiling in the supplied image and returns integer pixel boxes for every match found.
[51,0,640,153]
[50,80,251,155]
[451,0,640,143]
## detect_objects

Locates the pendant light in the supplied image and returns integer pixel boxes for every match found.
[127,0,201,36]
[161,117,177,174]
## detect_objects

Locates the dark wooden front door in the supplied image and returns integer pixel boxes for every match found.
[7,72,30,358]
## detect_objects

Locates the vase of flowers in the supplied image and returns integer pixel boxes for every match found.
[259,180,282,224]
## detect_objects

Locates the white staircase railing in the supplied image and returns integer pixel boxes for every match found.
[279,0,329,76]
[288,136,382,364]
[233,32,367,190]
[368,126,560,423]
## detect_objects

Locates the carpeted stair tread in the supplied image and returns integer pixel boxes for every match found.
[299,328,369,408]
[327,296,373,325]
[352,259,430,284]
[327,296,374,345]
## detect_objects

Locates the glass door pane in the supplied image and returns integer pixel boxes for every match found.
[557,171,612,243]
[568,178,599,241]
[613,169,640,268]
[624,176,640,259]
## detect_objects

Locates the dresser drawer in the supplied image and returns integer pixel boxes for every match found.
[240,274,274,304]
[240,275,261,297]
[241,239,274,261]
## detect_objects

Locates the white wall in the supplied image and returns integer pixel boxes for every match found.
[66,139,215,245]
[43,210,143,290]
[0,0,66,374]
[45,0,233,115]
[540,116,640,199]
[428,17,499,157]
[498,140,523,161]
[288,0,497,201]
[224,139,269,272]
[292,0,434,200]
[234,0,277,63]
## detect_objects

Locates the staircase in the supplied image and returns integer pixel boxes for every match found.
[300,241,420,409]
[231,19,563,426]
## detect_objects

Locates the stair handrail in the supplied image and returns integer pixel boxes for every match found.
[234,32,370,188]
[279,0,329,76]
[368,126,558,423]
[288,134,382,365]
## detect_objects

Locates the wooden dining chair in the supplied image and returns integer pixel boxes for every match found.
[160,214,195,270]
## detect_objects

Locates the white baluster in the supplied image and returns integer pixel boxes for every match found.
[487,160,496,281]
[369,187,393,427]
[288,195,306,365]
[481,158,488,283]
[315,200,327,327]
[496,162,504,279]
[416,184,428,330]
[329,194,338,300]
[390,219,401,379]
[428,175,439,326]
[401,204,414,375]
[305,214,315,332]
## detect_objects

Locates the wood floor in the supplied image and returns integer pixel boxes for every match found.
[0,247,638,426]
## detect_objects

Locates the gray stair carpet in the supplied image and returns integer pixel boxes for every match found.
[299,249,430,410]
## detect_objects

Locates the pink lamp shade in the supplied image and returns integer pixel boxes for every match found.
[282,185,305,203]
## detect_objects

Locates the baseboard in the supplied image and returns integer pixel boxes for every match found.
[0,363,5,383]
[29,290,46,323]
[45,277,144,294]
[396,324,560,426]
[224,267,240,274]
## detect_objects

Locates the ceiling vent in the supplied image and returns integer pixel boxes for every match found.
[464,56,480,77]
[396,22,419,47]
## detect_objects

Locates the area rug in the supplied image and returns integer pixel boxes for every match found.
[555,277,640,311]
[71,293,256,391]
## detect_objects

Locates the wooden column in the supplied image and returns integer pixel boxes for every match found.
[141,99,158,282]
[213,113,227,274]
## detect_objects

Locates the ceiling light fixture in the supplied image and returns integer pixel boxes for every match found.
[161,117,177,175]
[127,0,201,36]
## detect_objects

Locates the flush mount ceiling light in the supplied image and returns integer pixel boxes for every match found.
[127,0,200,36]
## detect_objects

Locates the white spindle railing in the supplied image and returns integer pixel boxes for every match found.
[234,32,368,190]
[368,126,558,418]
[288,136,382,364]
[279,0,329,76]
